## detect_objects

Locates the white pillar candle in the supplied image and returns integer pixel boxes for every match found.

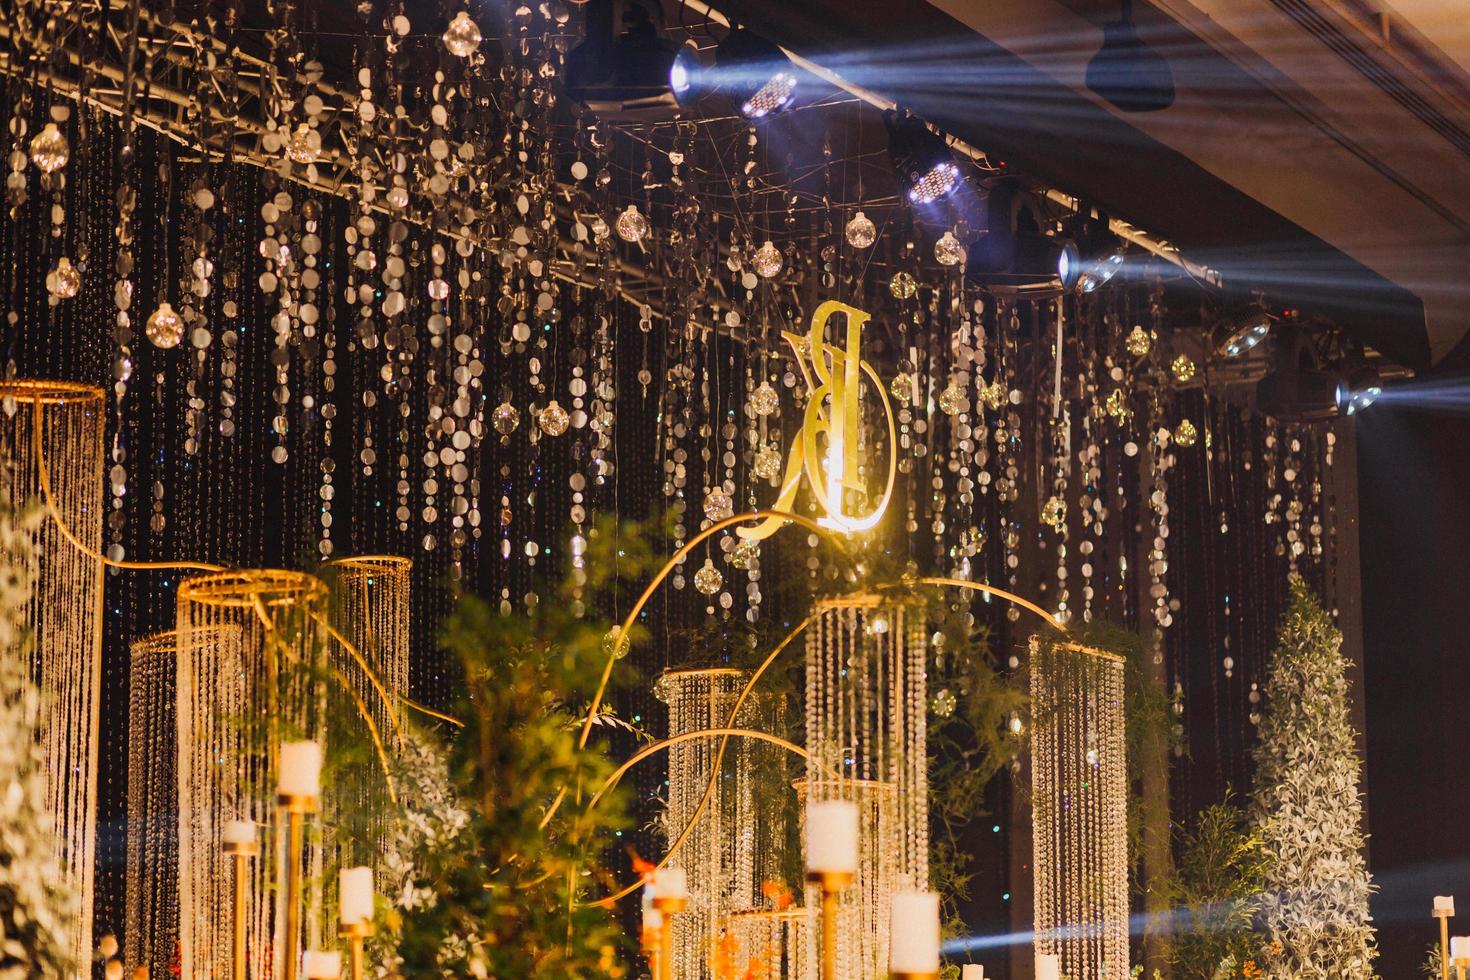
[221,819,256,846]
[1453,936,1470,960]
[643,905,664,934]
[301,950,341,978]
[1035,952,1061,980]
[652,866,689,901]
[962,965,985,980]
[277,740,322,797]
[888,890,941,973]
[339,866,374,924]
[805,798,859,875]
[1437,895,1456,915]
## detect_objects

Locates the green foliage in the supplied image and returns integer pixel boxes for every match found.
[1423,944,1445,979]
[385,517,666,977]
[1165,795,1271,979]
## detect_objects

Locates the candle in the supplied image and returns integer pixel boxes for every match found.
[301,950,341,979]
[339,866,374,924]
[1035,952,1061,980]
[1438,896,1456,915]
[962,966,985,980]
[805,799,859,875]
[221,820,256,846]
[888,890,941,973]
[652,867,689,901]
[277,741,322,798]
[643,904,664,934]
[1453,936,1470,961]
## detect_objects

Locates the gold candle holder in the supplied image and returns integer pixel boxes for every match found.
[890,974,941,980]
[1455,958,1468,980]
[222,836,260,980]
[651,896,688,980]
[806,870,853,980]
[1437,907,1454,980]
[339,920,374,980]
[639,922,663,980]
[278,793,319,980]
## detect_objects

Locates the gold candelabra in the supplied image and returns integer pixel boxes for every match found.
[639,917,663,980]
[222,834,259,980]
[278,793,318,980]
[651,895,687,980]
[339,920,374,980]
[806,870,853,980]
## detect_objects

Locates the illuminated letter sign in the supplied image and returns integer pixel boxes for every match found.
[740,300,896,542]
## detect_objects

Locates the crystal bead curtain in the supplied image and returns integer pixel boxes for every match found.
[0,380,105,968]
[724,909,813,980]
[326,555,411,875]
[656,668,788,979]
[1030,637,1129,980]
[804,596,929,977]
[176,570,328,980]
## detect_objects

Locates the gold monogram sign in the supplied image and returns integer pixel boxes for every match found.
[740,301,897,542]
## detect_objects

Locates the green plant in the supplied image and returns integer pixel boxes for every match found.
[1166,794,1271,979]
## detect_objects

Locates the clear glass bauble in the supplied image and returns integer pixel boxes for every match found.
[730,539,759,570]
[1041,494,1067,529]
[889,372,913,406]
[934,231,965,267]
[1171,354,1197,383]
[937,382,965,416]
[145,302,184,349]
[889,271,917,299]
[285,124,321,164]
[693,559,723,596]
[1174,419,1199,447]
[46,257,81,299]
[492,401,520,435]
[538,400,570,436]
[1125,324,1154,357]
[845,210,876,249]
[750,381,779,417]
[615,205,648,243]
[703,486,734,522]
[29,123,69,173]
[753,240,783,278]
[752,445,782,479]
[443,11,483,57]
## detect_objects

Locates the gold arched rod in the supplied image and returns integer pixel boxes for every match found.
[582,727,818,908]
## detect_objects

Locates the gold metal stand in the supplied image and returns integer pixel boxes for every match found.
[639,921,663,980]
[891,973,941,980]
[1438,907,1454,980]
[806,870,853,980]
[278,793,319,980]
[1455,957,1468,980]
[223,836,259,980]
[651,896,687,980]
[339,920,373,980]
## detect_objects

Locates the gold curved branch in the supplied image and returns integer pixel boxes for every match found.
[28,392,227,572]
[583,727,818,909]
[398,693,464,728]
[313,612,404,747]
[898,577,1062,631]
[330,663,399,807]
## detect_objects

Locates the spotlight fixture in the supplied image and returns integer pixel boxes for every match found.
[1086,0,1176,113]
[885,111,960,205]
[1336,359,1383,416]
[669,41,700,105]
[1215,308,1273,359]
[966,181,1078,290]
[1254,327,1338,422]
[715,29,798,120]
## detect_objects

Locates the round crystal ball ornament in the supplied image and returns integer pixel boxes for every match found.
[615,205,648,243]
[934,231,965,267]
[693,559,723,596]
[1125,324,1154,357]
[889,372,913,406]
[1171,353,1197,383]
[845,210,877,249]
[145,302,185,349]
[1041,494,1067,529]
[889,271,917,299]
[492,401,520,435]
[938,383,965,416]
[704,487,734,522]
[750,381,779,417]
[538,400,570,436]
[46,257,81,299]
[29,123,69,173]
[443,11,483,57]
[1174,418,1199,447]
[753,240,783,278]
[752,445,782,479]
[730,539,759,570]
[285,124,321,164]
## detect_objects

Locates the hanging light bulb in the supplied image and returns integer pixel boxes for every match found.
[750,381,779,417]
[693,559,724,596]
[492,401,520,436]
[845,211,877,249]
[615,205,648,243]
[145,302,185,349]
[443,11,483,57]
[753,240,783,278]
[46,257,81,299]
[934,231,965,267]
[29,123,69,173]
[703,486,734,522]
